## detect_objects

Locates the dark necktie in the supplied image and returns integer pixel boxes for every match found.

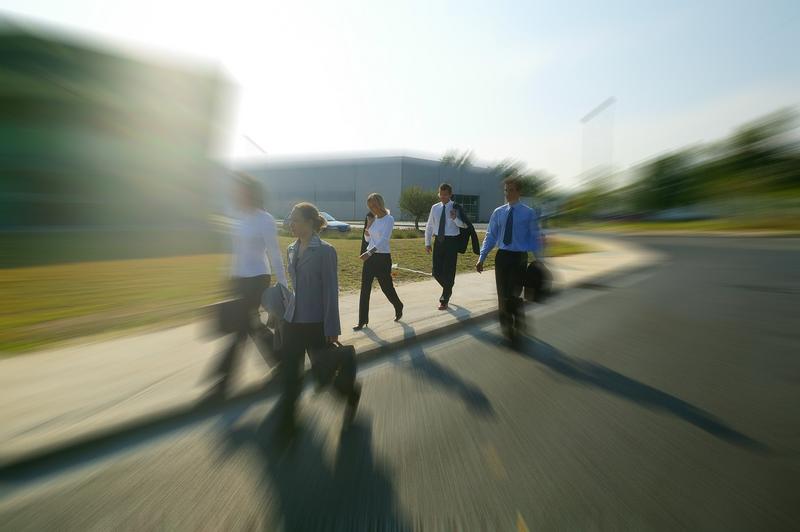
[503,205,514,245]
[437,203,446,242]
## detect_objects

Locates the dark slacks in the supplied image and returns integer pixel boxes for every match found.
[279,321,357,421]
[432,236,459,303]
[358,253,403,324]
[213,274,277,381]
[494,250,528,339]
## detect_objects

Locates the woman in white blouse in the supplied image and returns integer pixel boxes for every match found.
[354,193,404,330]
[209,173,287,396]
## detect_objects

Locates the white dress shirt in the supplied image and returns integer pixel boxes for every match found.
[231,209,288,286]
[364,213,394,253]
[424,200,467,247]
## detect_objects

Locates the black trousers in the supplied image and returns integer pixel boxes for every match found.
[279,321,357,421]
[213,274,277,380]
[494,250,528,338]
[432,236,459,303]
[358,253,403,324]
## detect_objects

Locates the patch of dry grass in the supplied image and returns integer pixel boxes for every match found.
[0,235,593,354]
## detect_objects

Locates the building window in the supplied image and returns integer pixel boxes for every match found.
[453,194,479,221]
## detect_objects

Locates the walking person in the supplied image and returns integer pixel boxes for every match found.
[475,177,543,347]
[354,193,404,330]
[208,173,287,396]
[424,183,467,310]
[279,202,361,433]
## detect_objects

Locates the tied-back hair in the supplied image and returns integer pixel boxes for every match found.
[235,171,264,209]
[367,192,389,216]
[292,202,327,233]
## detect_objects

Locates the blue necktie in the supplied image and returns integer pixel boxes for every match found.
[503,206,514,245]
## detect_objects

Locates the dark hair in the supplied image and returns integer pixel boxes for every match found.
[235,172,264,209]
[502,176,523,192]
[291,202,327,233]
[439,183,453,193]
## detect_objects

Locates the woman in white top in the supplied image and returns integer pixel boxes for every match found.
[354,193,404,330]
[210,173,287,395]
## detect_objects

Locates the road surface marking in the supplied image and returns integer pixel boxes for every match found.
[517,512,530,532]
[483,443,508,480]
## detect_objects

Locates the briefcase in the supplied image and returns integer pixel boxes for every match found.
[310,341,357,396]
[524,260,552,303]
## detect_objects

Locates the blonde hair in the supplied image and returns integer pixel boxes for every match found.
[291,202,327,233]
[366,192,389,216]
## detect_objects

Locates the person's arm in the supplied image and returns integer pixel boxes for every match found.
[262,214,288,287]
[479,210,499,263]
[424,205,435,248]
[321,246,341,340]
[452,204,467,229]
[529,208,543,257]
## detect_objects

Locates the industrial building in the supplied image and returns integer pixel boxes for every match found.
[240,155,505,223]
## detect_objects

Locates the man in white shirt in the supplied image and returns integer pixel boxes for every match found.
[424,183,467,310]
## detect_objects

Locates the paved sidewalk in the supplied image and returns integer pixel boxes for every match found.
[0,233,662,466]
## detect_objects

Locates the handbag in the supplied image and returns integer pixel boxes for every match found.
[310,341,357,395]
[524,260,552,303]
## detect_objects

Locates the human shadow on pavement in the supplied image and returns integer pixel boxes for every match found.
[220,409,410,531]
[469,329,768,452]
[395,323,495,418]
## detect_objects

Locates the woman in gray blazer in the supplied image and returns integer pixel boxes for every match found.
[279,202,361,433]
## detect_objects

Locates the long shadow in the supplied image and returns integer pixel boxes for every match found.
[220,410,411,530]
[445,303,475,323]
[396,322,495,418]
[469,328,768,452]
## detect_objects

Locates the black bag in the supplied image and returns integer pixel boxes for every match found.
[524,261,552,303]
[211,298,247,335]
[310,341,357,395]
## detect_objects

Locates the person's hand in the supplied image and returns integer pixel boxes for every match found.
[475,261,484,273]
[359,251,370,262]
[326,335,339,344]
[425,245,432,254]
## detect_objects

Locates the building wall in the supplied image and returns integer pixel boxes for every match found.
[242,155,503,223]
[245,157,402,221]
[400,158,503,221]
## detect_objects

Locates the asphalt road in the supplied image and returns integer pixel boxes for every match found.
[1,236,798,531]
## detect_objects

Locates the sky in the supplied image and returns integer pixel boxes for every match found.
[3,0,799,188]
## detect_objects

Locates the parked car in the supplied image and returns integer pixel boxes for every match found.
[320,212,351,232]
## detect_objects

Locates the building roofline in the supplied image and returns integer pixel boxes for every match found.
[234,151,494,171]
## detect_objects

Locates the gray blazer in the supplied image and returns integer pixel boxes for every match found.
[284,235,341,337]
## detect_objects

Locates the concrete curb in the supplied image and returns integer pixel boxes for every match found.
[0,308,502,478]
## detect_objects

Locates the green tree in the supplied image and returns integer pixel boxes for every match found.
[400,186,439,230]
[492,160,550,197]
[441,149,474,168]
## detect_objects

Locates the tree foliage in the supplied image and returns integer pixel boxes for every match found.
[492,159,550,197]
[399,186,439,230]
[441,149,474,168]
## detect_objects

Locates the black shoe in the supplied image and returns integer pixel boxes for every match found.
[343,383,362,427]
[394,304,403,322]
[352,322,368,331]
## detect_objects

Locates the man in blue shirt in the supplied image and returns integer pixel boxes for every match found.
[476,177,543,345]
